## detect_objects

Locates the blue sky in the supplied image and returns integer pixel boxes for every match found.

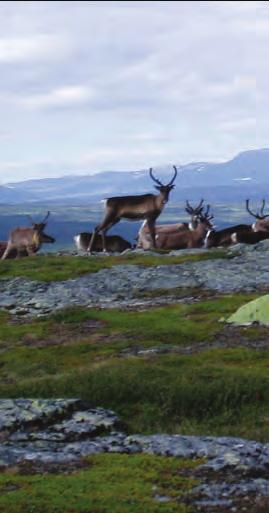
[0,0,267,182]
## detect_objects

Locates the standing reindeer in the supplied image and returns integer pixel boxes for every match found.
[87,166,178,253]
[1,211,55,260]
[137,199,205,250]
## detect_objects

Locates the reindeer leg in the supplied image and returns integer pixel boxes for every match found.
[147,219,156,249]
[26,246,35,257]
[101,219,120,253]
[1,243,13,260]
[88,215,119,254]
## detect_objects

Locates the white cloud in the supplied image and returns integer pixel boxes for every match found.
[20,86,94,110]
[0,34,70,63]
[0,0,267,181]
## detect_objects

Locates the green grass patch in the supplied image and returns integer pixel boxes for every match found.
[1,293,269,441]
[0,294,258,381]
[0,249,231,282]
[0,454,199,513]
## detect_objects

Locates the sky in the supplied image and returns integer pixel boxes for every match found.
[0,0,268,183]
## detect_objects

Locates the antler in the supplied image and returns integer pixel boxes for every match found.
[185,199,204,215]
[245,199,269,219]
[260,199,268,218]
[42,211,50,223]
[168,165,178,186]
[195,198,204,213]
[204,204,210,217]
[200,204,214,221]
[185,200,193,214]
[149,167,163,186]
[246,199,257,218]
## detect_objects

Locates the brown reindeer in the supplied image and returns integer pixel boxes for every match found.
[1,211,55,260]
[246,199,269,232]
[155,205,214,250]
[74,232,132,253]
[87,166,178,253]
[137,199,205,250]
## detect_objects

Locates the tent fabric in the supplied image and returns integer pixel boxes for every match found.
[226,295,269,326]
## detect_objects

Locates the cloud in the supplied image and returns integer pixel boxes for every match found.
[0,34,70,63]
[20,85,94,110]
[0,0,267,182]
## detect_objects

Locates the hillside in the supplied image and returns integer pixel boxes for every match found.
[1,245,269,512]
[2,149,269,205]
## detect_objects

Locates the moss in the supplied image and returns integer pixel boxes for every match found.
[0,454,199,513]
[0,249,231,282]
[1,294,269,440]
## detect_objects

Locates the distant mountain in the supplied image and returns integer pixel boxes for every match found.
[2,149,269,204]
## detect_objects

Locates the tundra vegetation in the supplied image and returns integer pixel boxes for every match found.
[1,252,269,513]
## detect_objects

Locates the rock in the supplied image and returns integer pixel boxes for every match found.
[2,399,269,509]
[1,244,269,317]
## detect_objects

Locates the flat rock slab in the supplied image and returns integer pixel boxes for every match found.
[1,242,269,317]
[2,399,269,511]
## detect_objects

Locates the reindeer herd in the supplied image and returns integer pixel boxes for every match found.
[1,166,269,259]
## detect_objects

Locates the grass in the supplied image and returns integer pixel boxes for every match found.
[1,216,268,513]
[0,454,200,513]
[0,249,232,282]
[2,293,269,440]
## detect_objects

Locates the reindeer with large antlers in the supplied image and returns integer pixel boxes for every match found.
[137,199,205,250]
[246,199,269,232]
[1,211,55,260]
[87,166,178,253]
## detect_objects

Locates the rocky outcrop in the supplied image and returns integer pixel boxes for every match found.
[1,241,269,317]
[1,399,269,511]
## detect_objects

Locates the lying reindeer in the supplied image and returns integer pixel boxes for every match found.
[137,199,205,250]
[231,231,269,245]
[206,199,269,248]
[1,211,55,260]
[154,205,214,250]
[74,232,132,253]
[246,199,269,232]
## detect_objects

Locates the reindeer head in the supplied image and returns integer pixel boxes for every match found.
[246,199,269,232]
[149,166,178,204]
[198,204,214,230]
[185,199,204,230]
[27,211,55,243]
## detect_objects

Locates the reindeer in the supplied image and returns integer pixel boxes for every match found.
[1,211,55,260]
[154,205,214,250]
[246,199,269,232]
[74,232,132,253]
[87,166,178,253]
[137,199,205,250]
[0,241,27,259]
[205,224,252,248]
[231,230,269,245]
[206,199,269,248]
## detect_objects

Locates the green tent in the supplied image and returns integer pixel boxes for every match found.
[226,295,269,326]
